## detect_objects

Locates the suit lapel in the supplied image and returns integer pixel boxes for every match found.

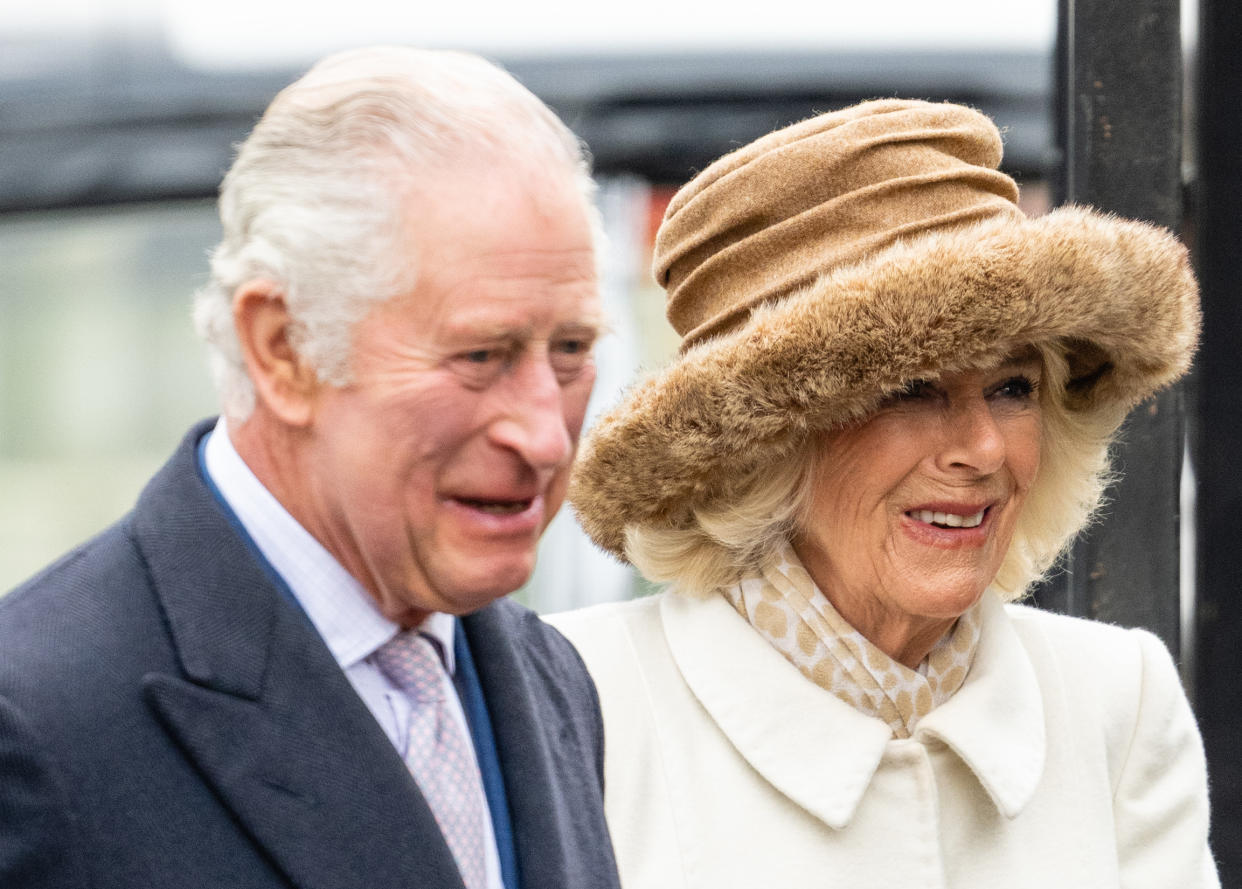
[134,423,463,889]
[463,602,602,889]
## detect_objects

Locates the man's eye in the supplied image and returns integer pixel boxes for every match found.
[554,338,590,356]
[550,337,595,377]
[451,347,510,386]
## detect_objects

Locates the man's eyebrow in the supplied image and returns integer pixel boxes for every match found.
[437,318,530,341]
[439,317,606,343]
[554,319,606,336]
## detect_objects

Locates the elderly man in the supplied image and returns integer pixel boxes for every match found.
[0,47,619,889]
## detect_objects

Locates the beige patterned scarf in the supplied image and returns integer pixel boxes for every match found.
[721,543,982,739]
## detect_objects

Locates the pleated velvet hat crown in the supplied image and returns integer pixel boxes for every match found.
[570,98,1200,559]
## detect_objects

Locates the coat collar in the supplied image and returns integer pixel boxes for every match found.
[913,592,1046,819]
[660,589,1046,829]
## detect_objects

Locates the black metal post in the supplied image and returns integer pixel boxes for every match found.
[1193,0,1242,879]
[1045,0,1186,657]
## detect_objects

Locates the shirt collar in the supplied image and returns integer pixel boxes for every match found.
[417,612,458,673]
[202,418,456,674]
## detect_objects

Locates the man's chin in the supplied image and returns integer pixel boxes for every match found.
[444,556,539,611]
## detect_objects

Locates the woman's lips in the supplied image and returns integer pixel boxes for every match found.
[901,503,995,548]
[907,507,986,529]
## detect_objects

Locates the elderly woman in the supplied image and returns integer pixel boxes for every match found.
[551,99,1217,888]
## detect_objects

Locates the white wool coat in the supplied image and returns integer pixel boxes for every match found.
[550,591,1218,889]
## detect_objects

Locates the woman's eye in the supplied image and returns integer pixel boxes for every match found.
[897,379,935,399]
[995,375,1038,399]
[879,378,936,409]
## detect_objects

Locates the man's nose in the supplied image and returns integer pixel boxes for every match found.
[488,356,573,469]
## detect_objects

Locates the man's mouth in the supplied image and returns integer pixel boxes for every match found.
[457,497,534,516]
[907,508,987,529]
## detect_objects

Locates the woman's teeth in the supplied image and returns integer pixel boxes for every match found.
[912,509,985,529]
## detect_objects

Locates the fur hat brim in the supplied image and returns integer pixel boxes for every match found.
[570,205,1200,558]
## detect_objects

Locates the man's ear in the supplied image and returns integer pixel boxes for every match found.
[232,279,319,426]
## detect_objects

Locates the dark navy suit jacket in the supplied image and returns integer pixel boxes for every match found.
[0,421,620,889]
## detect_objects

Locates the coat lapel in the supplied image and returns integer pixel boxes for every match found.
[463,601,613,889]
[134,423,463,889]
[914,592,1047,818]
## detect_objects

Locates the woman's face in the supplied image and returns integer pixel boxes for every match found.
[792,354,1044,666]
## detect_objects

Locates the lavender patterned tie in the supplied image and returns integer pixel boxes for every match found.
[374,630,488,889]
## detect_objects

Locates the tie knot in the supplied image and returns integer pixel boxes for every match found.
[374,631,446,703]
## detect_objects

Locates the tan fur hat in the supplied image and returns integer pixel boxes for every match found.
[571,98,1200,558]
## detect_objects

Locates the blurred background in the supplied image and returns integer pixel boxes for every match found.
[0,0,1063,601]
[2,0,1240,881]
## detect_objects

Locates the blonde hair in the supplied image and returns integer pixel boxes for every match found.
[625,342,1126,600]
[993,345,1125,596]
[625,441,818,596]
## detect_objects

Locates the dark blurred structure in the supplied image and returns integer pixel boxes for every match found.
[0,38,1052,212]
[1193,0,1242,882]
[1037,0,1187,657]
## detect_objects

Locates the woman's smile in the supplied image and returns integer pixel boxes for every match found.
[900,502,1000,549]
[905,506,987,529]
[794,356,1043,667]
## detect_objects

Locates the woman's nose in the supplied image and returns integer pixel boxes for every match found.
[937,396,1006,476]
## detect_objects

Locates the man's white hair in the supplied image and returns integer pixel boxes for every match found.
[193,45,598,420]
